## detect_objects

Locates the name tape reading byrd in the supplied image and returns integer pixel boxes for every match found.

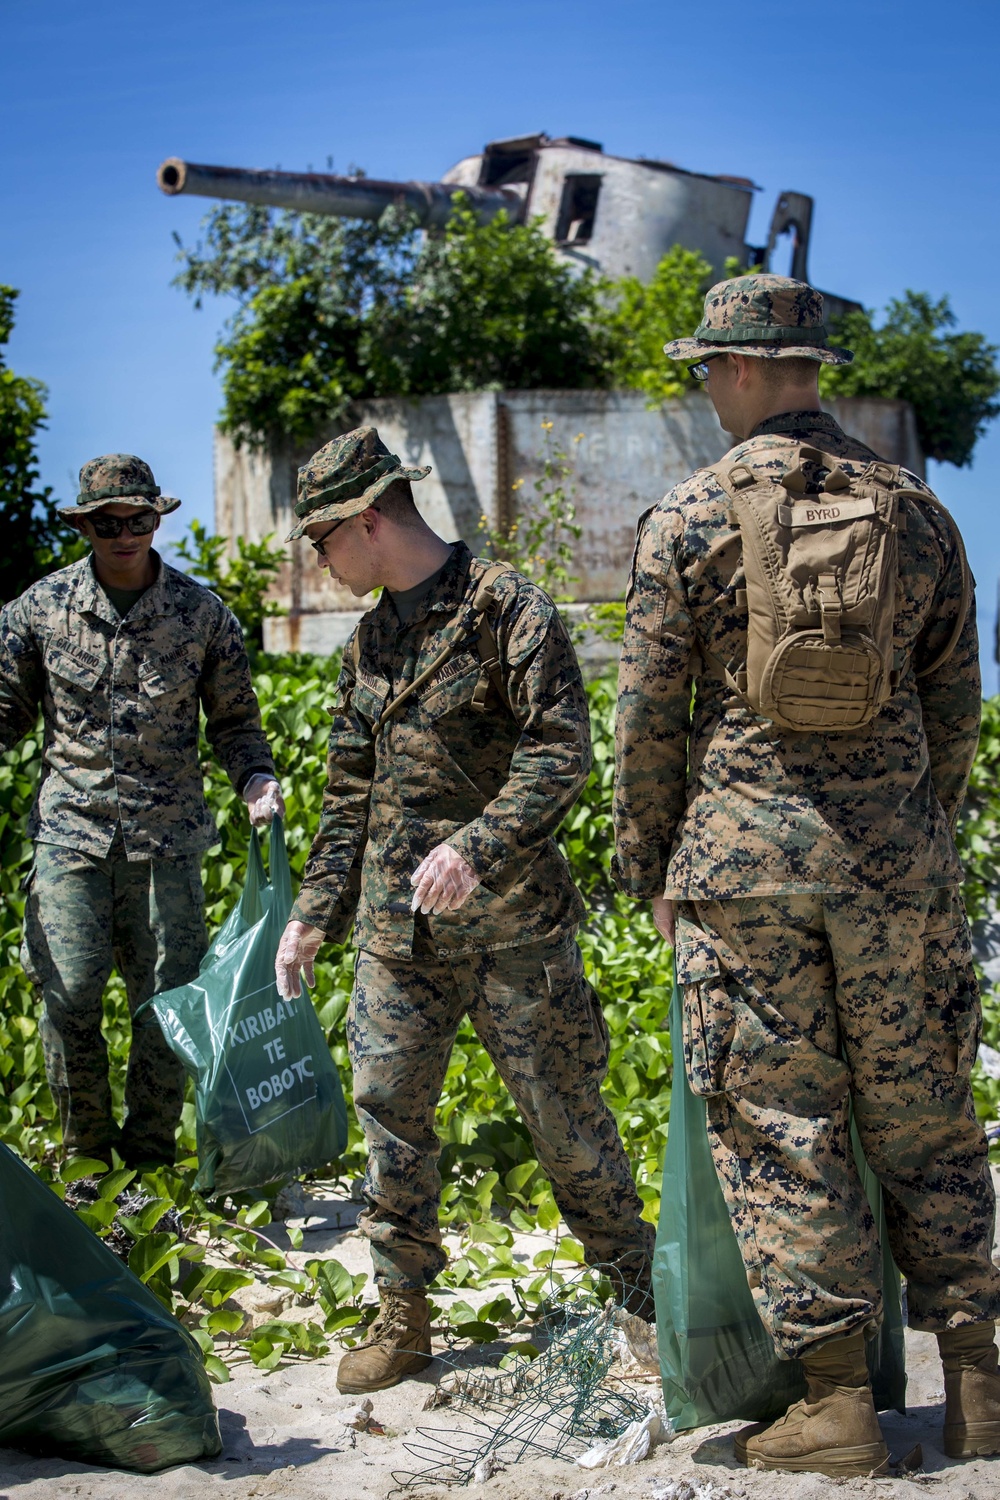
[776,497,877,528]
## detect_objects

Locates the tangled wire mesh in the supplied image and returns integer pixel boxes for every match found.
[391,1266,664,1490]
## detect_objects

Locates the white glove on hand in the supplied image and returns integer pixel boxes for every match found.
[244,775,286,827]
[275,920,324,1000]
[410,844,480,916]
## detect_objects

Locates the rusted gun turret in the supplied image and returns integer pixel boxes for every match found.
[158,133,858,315]
[157,157,522,229]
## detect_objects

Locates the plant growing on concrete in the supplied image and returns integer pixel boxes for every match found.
[173,196,999,469]
[602,245,737,402]
[819,291,1000,467]
[172,198,419,449]
[478,420,584,607]
[364,200,610,397]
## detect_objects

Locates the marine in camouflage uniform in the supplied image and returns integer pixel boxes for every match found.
[276,427,652,1390]
[0,455,278,1166]
[614,276,1000,1472]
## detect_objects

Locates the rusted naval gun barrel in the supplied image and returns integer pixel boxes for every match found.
[157,158,523,228]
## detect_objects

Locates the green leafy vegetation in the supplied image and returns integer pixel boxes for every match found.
[171,519,285,655]
[602,246,740,402]
[478,421,584,608]
[820,292,1000,467]
[2,648,999,1376]
[363,199,610,398]
[172,200,418,449]
[173,198,999,469]
[0,285,83,605]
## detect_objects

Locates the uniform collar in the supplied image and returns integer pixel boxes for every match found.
[748,409,847,443]
[374,541,473,631]
[71,550,176,622]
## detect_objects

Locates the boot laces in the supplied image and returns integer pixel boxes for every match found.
[368,1294,421,1345]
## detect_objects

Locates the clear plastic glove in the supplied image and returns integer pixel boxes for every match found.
[244,774,286,827]
[651,896,675,946]
[410,844,480,916]
[275,919,324,1000]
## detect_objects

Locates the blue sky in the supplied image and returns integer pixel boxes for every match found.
[3,0,998,683]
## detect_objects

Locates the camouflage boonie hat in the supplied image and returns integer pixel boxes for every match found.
[286,426,431,542]
[662,274,853,365]
[58,454,181,526]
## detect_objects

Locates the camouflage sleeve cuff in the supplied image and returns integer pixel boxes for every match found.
[610,852,668,901]
[237,766,277,795]
[290,881,357,946]
[446,823,520,895]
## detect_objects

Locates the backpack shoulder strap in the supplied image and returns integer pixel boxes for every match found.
[899,488,972,679]
[372,562,516,735]
[469,562,514,713]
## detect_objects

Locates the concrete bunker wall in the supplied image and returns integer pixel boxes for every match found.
[213,391,923,657]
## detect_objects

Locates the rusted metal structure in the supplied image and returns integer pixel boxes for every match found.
[157,132,852,310]
[160,132,879,657]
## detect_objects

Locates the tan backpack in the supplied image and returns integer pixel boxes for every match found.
[705,444,969,733]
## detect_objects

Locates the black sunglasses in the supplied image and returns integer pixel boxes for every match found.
[89,511,159,538]
[309,517,348,558]
[688,354,726,383]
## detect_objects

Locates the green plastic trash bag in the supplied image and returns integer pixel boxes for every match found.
[653,966,906,1431]
[0,1142,220,1472]
[150,819,347,1196]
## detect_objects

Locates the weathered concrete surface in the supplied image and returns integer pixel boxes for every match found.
[212,390,924,657]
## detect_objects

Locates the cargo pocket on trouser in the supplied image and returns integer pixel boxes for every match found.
[675,920,830,1106]
[922,919,981,1082]
[675,929,739,1097]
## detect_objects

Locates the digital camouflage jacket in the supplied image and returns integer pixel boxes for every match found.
[291,542,590,957]
[0,554,275,860]
[614,410,980,901]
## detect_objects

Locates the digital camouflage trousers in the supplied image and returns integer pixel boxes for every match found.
[348,925,654,1288]
[21,834,207,1164]
[676,886,1000,1357]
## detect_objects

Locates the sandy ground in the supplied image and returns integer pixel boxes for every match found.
[2,1183,999,1500]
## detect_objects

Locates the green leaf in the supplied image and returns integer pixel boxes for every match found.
[453,1320,499,1344]
[74,1199,119,1232]
[128,1232,181,1283]
[96,1168,136,1200]
[267,1269,311,1295]
[204,1308,246,1336]
[323,1307,366,1334]
[204,1354,231,1383]
[249,1339,282,1371]
[61,1156,108,1182]
[241,1200,272,1228]
[534,1193,561,1232]
[504,1161,538,1195]
[553,1237,585,1264]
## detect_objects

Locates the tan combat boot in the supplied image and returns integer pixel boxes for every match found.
[939,1322,1000,1459]
[336,1290,432,1394]
[735,1326,889,1477]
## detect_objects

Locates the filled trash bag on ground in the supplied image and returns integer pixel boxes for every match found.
[150,819,347,1196]
[0,1142,220,1472]
[654,967,905,1431]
